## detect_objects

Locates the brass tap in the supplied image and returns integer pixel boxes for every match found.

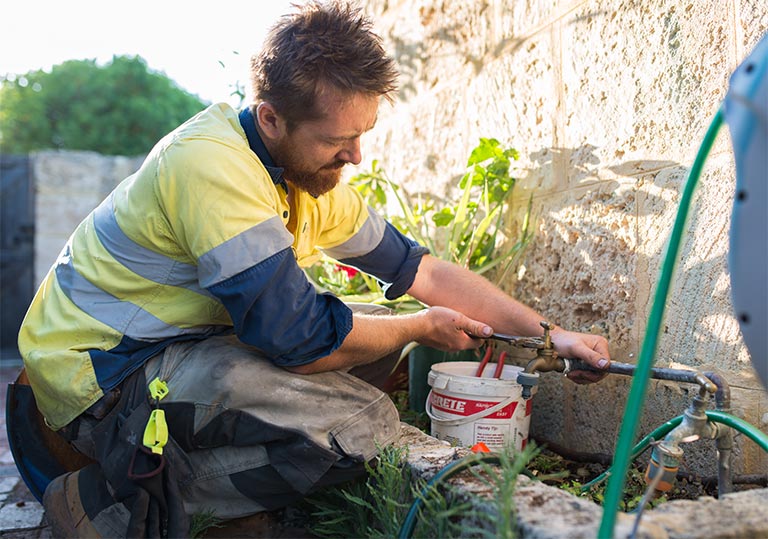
[522,321,567,375]
[514,321,568,399]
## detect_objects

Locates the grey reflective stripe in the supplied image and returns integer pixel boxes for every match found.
[55,245,218,340]
[322,207,386,260]
[93,193,214,299]
[198,215,294,288]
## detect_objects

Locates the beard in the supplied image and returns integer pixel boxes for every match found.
[271,139,345,197]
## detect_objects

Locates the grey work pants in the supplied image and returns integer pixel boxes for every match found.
[71,334,402,520]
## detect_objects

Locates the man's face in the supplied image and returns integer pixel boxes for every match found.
[269,89,380,197]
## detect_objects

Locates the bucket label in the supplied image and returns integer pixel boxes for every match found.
[473,423,510,447]
[430,392,518,418]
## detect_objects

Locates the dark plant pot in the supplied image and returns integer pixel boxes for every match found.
[408,346,480,412]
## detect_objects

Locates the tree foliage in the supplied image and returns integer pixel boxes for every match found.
[0,55,208,156]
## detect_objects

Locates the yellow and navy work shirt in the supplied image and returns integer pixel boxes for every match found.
[18,103,428,430]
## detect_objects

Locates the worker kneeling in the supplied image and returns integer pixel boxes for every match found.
[17,2,610,537]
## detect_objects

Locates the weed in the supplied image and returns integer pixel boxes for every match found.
[189,509,223,538]
[307,444,412,538]
[465,443,540,539]
[391,389,430,433]
[306,440,539,539]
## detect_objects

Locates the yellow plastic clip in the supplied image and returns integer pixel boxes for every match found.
[143,409,168,455]
[143,377,170,455]
[148,378,169,401]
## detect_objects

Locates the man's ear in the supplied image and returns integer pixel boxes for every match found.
[255,102,285,140]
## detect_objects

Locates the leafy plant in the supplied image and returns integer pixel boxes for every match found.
[307,444,412,538]
[530,451,670,512]
[306,137,534,309]
[189,509,223,538]
[467,442,541,539]
[352,137,532,280]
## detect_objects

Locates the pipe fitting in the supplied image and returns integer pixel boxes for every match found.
[521,321,566,375]
[647,394,720,493]
[646,442,684,492]
[517,321,564,399]
[517,372,540,400]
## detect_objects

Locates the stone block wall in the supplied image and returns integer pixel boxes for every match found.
[361,0,768,475]
[31,151,144,285]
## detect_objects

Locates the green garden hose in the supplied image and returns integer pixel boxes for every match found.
[398,409,768,539]
[598,106,725,537]
[582,410,768,493]
[398,453,502,539]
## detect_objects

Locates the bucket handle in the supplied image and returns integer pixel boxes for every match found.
[425,390,519,427]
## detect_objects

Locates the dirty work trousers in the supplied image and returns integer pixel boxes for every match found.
[68,333,402,521]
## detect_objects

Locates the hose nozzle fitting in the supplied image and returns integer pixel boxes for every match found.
[516,371,540,400]
[645,443,683,492]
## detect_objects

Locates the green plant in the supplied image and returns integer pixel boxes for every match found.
[307,442,540,539]
[306,138,534,310]
[189,509,223,538]
[307,444,412,538]
[532,453,670,512]
[467,442,541,539]
[353,137,532,280]
[390,389,430,433]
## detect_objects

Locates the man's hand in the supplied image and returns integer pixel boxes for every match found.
[414,306,493,351]
[550,327,611,384]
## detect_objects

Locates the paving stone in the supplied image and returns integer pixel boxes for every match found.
[0,502,44,532]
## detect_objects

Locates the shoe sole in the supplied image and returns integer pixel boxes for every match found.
[43,471,103,538]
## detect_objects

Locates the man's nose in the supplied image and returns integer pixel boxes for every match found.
[338,138,362,165]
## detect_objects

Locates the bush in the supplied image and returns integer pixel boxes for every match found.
[0,55,207,156]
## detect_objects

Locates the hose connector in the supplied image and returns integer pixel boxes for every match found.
[645,442,683,492]
[517,371,540,399]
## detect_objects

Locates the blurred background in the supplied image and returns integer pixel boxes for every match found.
[1,0,295,108]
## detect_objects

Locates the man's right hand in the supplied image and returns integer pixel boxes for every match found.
[412,306,493,352]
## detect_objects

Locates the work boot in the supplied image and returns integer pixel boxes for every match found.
[43,463,130,538]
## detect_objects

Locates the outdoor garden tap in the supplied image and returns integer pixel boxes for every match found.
[513,321,566,399]
[645,388,720,492]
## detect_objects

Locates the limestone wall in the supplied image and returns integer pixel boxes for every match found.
[361,0,768,476]
[31,151,144,285]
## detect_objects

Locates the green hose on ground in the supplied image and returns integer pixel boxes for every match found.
[598,108,725,538]
[397,453,502,539]
[397,410,768,539]
[582,410,768,493]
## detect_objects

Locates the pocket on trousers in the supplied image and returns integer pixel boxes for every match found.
[329,392,401,461]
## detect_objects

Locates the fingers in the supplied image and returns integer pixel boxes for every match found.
[573,335,610,370]
[424,307,493,351]
[462,322,493,339]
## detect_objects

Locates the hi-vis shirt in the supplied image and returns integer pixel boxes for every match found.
[19,103,428,430]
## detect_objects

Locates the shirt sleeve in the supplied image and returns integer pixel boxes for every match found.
[334,219,430,300]
[207,247,353,367]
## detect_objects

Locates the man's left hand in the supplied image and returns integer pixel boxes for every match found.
[550,328,610,384]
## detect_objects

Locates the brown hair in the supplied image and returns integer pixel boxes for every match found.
[250,1,398,130]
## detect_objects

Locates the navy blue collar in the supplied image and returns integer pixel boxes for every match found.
[238,107,285,186]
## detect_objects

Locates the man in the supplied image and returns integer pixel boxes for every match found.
[19,1,610,536]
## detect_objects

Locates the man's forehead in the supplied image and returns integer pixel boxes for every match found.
[308,90,380,137]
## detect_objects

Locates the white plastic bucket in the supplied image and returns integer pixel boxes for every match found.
[425,361,536,451]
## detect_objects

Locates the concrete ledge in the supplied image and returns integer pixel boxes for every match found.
[398,424,768,539]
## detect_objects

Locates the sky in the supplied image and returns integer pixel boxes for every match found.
[1,0,297,107]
